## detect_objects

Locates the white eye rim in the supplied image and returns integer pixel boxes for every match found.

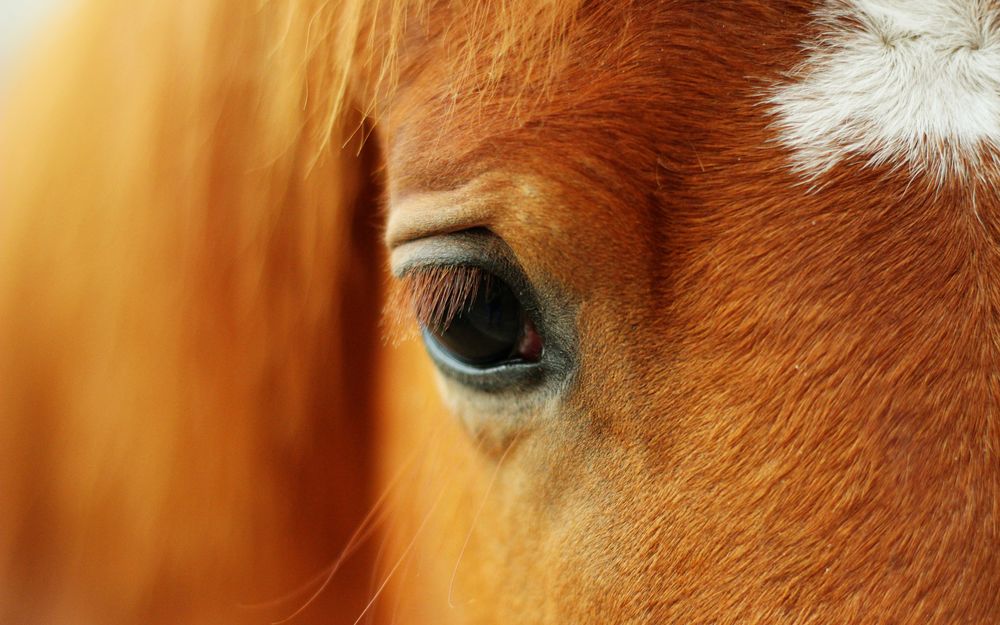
[421,326,546,392]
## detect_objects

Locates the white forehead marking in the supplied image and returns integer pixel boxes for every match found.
[770,0,1000,182]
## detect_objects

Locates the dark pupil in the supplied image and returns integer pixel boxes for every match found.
[429,278,523,366]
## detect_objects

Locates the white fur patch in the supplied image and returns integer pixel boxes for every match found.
[769,0,1000,182]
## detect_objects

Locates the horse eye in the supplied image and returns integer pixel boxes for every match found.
[424,274,542,368]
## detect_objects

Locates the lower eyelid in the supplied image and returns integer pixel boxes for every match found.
[421,326,546,393]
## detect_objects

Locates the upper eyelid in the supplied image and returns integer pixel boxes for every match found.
[389,228,513,278]
[389,231,546,329]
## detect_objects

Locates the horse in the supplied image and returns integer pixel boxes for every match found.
[1,1,997,623]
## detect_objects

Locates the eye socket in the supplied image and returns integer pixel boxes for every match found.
[423,270,543,369]
[392,230,575,395]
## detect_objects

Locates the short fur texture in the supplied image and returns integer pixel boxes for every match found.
[1,1,998,624]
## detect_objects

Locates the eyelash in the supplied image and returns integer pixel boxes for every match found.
[388,252,573,392]
[394,262,545,373]
[393,264,492,330]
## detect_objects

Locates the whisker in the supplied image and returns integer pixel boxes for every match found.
[240,422,444,623]
[447,435,519,608]
[388,552,416,625]
[363,518,392,625]
[352,488,448,625]
[238,513,384,615]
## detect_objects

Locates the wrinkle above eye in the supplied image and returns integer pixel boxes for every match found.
[384,169,557,252]
[384,183,501,250]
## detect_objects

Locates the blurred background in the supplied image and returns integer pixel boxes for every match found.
[0,0,63,78]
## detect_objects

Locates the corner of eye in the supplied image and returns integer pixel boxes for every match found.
[388,248,416,278]
[381,266,459,343]
[380,279,421,346]
[385,264,488,338]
